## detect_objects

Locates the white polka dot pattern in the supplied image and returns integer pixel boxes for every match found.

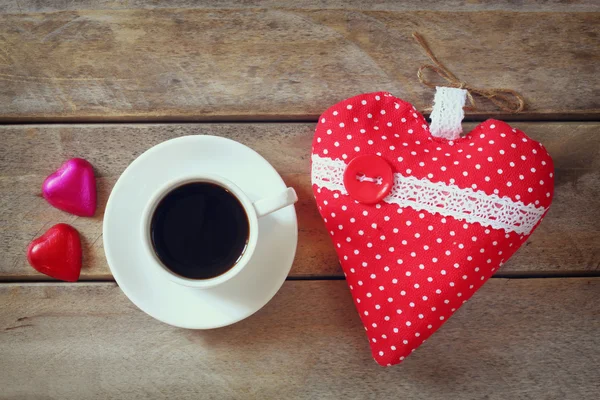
[311,92,554,367]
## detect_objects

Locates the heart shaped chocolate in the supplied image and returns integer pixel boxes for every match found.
[27,223,82,282]
[43,158,96,217]
[311,92,554,366]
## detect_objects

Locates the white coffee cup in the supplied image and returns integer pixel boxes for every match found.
[141,173,297,289]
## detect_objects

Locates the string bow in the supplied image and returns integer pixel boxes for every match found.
[413,32,525,113]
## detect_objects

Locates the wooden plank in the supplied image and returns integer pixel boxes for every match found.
[2,1,600,14]
[0,279,598,399]
[0,9,598,122]
[0,122,598,280]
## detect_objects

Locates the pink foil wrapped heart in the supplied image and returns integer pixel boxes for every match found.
[43,158,97,217]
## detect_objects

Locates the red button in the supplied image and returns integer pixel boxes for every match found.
[343,155,394,204]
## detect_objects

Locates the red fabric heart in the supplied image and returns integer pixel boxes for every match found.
[27,223,82,282]
[311,92,554,366]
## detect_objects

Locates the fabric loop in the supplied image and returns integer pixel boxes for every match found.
[413,32,526,114]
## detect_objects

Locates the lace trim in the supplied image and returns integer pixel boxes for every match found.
[429,87,466,140]
[311,154,546,235]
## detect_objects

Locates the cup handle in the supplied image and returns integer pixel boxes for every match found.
[253,187,298,218]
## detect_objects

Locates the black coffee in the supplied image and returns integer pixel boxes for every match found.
[150,182,250,280]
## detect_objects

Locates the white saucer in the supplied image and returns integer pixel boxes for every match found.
[103,136,298,329]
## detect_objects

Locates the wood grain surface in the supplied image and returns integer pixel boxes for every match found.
[1,3,597,398]
[0,8,598,122]
[1,122,598,280]
[0,279,598,399]
[2,1,599,13]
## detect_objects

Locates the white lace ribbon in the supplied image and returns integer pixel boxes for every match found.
[429,87,467,140]
[311,154,546,235]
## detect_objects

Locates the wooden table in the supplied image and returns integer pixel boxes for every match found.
[1,2,599,399]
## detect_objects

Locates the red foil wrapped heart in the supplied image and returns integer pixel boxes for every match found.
[27,223,82,282]
[311,92,554,366]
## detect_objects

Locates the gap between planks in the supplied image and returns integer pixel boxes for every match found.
[1,271,600,284]
[1,114,600,125]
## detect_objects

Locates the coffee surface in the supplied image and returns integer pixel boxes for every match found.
[150,182,249,279]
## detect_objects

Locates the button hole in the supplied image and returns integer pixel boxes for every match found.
[356,173,383,185]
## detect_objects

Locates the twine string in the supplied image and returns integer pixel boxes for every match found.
[413,32,525,113]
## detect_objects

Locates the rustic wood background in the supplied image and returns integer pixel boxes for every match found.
[0,1,599,399]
